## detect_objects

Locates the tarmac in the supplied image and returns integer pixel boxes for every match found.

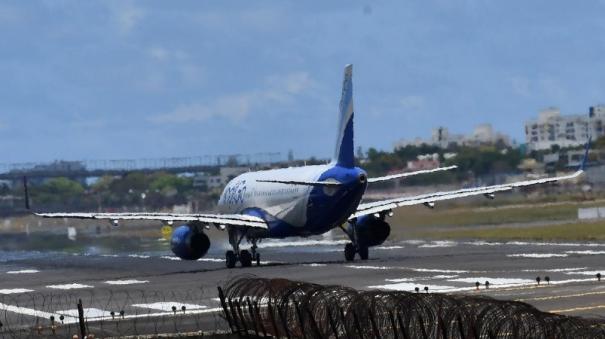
[1,237,605,336]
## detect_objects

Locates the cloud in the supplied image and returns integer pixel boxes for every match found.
[510,76,531,97]
[400,95,426,111]
[106,1,145,34]
[150,71,314,124]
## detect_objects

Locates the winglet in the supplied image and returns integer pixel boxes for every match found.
[580,136,591,171]
[23,176,30,210]
[333,64,355,168]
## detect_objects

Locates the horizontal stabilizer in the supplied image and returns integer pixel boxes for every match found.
[368,165,458,183]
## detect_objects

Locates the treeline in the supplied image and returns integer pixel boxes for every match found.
[3,137,602,214]
[11,172,219,213]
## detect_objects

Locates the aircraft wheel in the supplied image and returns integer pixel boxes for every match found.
[255,253,261,266]
[344,243,356,261]
[240,250,252,267]
[358,245,369,260]
[226,250,237,269]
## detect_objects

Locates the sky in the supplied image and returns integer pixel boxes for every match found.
[1,1,604,163]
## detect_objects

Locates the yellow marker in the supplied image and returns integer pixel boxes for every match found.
[161,225,173,240]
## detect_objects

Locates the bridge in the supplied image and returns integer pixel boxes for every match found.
[0,153,283,181]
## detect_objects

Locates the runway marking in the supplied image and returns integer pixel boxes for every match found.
[198,258,223,262]
[522,267,587,273]
[161,256,181,261]
[46,283,93,290]
[517,290,605,302]
[0,302,70,320]
[507,253,568,258]
[258,239,348,248]
[104,279,149,285]
[413,268,469,274]
[0,288,33,294]
[448,277,535,285]
[128,254,151,259]
[375,245,404,250]
[564,270,604,276]
[419,241,457,248]
[6,269,40,274]
[565,250,605,255]
[302,263,328,267]
[550,304,605,313]
[506,241,605,247]
[132,302,207,312]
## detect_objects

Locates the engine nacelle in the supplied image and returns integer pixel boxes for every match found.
[354,214,391,247]
[170,225,211,260]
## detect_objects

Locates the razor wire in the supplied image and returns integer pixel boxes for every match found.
[0,287,227,338]
[219,275,605,339]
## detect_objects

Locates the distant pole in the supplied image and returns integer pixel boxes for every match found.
[77,299,86,339]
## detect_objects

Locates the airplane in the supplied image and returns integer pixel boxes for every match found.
[26,64,587,268]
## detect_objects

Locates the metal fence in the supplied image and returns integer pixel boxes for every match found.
[219,275,605,339]
[0,289,227,338]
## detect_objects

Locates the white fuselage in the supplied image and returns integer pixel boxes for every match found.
[217,164,331,228]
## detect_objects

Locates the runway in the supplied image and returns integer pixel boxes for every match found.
[1,238,605,336]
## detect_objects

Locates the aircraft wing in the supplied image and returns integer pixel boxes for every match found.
[367,165,458,183]
[351,170,584,219]
[35,212,268,229]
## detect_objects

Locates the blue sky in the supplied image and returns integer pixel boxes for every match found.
[1,1,604,163]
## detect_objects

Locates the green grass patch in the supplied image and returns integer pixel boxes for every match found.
[410,220,605,241]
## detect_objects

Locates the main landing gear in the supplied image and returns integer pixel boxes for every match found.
[341,221,369,262]
[226,229,261,269]
[344,242,369,261]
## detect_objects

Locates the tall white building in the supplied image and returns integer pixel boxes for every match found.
[525,105,605,151]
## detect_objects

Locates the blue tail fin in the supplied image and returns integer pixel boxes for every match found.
[333,64,355,168]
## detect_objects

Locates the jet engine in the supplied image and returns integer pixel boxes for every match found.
[354,214,391,247]
[170,225,210,260]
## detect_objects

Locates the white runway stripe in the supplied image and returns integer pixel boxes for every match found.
[104,279,149,285]
[46,283,93,290]
[6,269,39,274]
[507,253,568,258]
[0,288,33,295]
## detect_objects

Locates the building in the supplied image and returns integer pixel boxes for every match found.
[395,124,511,149]
[524,105,605,151]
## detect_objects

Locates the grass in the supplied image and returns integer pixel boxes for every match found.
[409,220,605,241]
[387,198,605,241]
[390,200,605,229]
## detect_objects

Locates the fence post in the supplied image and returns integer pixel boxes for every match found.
[77,299,86,339]
[217,287,235,333]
